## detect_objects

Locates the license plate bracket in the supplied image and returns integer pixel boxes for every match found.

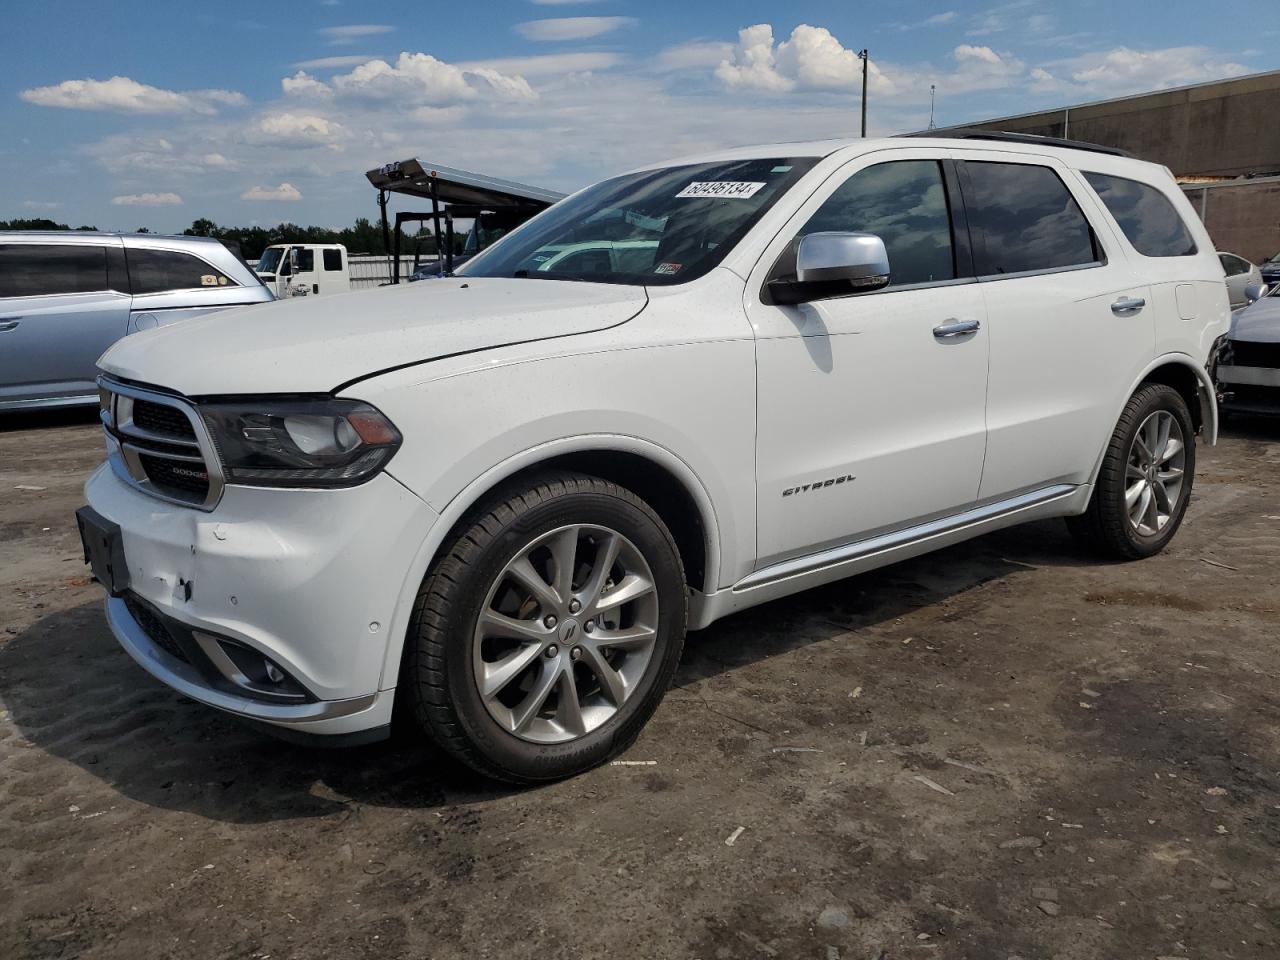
[76,506,131,597]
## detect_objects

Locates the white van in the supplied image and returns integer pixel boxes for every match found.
[254,243,349,298]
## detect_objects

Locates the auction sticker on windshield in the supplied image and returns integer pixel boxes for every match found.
[676,181,766,199]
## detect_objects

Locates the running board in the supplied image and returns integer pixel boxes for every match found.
[689,483,1084,630]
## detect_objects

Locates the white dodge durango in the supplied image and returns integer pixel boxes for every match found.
[80,133,1229,782]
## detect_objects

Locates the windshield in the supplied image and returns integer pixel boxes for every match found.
[458,157,818,285]
[256,247,283,274]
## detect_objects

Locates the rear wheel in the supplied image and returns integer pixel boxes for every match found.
[1067,383,1195,560]
[403,473,687,783]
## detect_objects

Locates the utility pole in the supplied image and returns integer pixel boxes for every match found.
[928,84,937,129]
[858,49,869,137]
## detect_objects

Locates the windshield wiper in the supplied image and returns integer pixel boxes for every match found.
[511,269,593,283]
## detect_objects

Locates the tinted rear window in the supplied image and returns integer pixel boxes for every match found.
[964,161,1099,276]
[0,244,110,298]
[129,249,236,295]
[1083,172,1197,258]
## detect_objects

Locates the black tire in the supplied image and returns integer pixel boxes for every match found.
[402,472,687,783]
[1066,383,1196,560]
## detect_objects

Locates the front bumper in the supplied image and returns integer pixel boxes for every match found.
[1216,363,1280,415]
[84,461,438,736]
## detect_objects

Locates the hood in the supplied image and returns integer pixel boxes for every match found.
[99,277,647,395]
[1230,295,1280,344]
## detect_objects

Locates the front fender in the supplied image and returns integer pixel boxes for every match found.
[373,433,724,692]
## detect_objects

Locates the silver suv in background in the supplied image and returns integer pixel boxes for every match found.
[0,232,271,412]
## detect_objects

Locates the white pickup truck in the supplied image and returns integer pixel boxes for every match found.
[81,132,1228,783]
[254,243,350,298]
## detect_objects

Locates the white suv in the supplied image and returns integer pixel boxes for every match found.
[79,133,1229,782]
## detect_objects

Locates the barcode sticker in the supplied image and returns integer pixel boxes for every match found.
[675,181,765,199]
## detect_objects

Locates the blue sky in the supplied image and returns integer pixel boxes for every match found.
[1,0,1269,233]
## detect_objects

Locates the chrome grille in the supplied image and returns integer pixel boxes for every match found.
[99,378,225,510]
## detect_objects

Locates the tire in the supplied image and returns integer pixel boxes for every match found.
[402,472,687,783]
[1067,383,1196,560]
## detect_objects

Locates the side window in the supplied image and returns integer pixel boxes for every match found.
[1218,254,1246,277]
[774,160,956,288]
[129,249,237,295]
[295,248,315,272]
[963,162,1100,276]
[1083,172,1197,258]
[0,244,110,298]
[323,248,343,272]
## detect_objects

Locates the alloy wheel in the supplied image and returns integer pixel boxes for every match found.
[472,524,660,744]
[1125,410,1186,537]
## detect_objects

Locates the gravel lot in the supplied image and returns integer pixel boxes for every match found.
[2,409,1278,960]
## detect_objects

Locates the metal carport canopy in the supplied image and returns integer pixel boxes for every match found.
[365,158,565,208]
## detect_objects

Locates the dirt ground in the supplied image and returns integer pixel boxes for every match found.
[1,409,1278,960]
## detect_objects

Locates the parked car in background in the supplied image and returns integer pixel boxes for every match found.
[254,243,350,298]
[1219,252,1265,309]
[81,133,1227,782]
[1258,252,1280,288]
[1214,283,1280,414]
[0,232,271,412]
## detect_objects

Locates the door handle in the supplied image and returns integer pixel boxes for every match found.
[933,318,981,339]
[0,319,20,332]
[1111,296,1146,316]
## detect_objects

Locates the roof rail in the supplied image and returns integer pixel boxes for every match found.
[901,128,1133,159]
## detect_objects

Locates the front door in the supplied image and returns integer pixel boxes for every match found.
[746,150,990,568]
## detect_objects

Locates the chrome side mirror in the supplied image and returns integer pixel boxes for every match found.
[796,232,890,288]
[1245,280,1268,304]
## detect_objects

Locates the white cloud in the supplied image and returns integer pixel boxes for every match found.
[202,152,231,167]
[515,16,635,42]
[458,52,623,77]
[324,52,535,103]
[241,183,303,201]
[924,11,958,26]
[319,24,393,45]
[1043,46,1250,97]
[251,112,343,145]
[20,76,245,115]
[112,192,183,206]
[22,200,62,210]
[292,54,379,70]
[655,40,735,73]
[282,70,333,98]
[716,24,885,94]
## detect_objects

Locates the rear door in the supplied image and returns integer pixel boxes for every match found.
[955,151,1153,501]
[125,244,258,331]
[0,240,130,405]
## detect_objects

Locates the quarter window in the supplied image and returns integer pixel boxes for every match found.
[0,244,110,298]
[129,249,236,295]
[1219,253,1248,277]
[963,162,1100,276]
[1084,172,1197,258]
[775,160,956,288]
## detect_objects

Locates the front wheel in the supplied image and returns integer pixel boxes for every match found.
[402,473,687,783]
[1067,383,1195,560]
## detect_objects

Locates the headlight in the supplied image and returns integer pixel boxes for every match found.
[199,398,401,488]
